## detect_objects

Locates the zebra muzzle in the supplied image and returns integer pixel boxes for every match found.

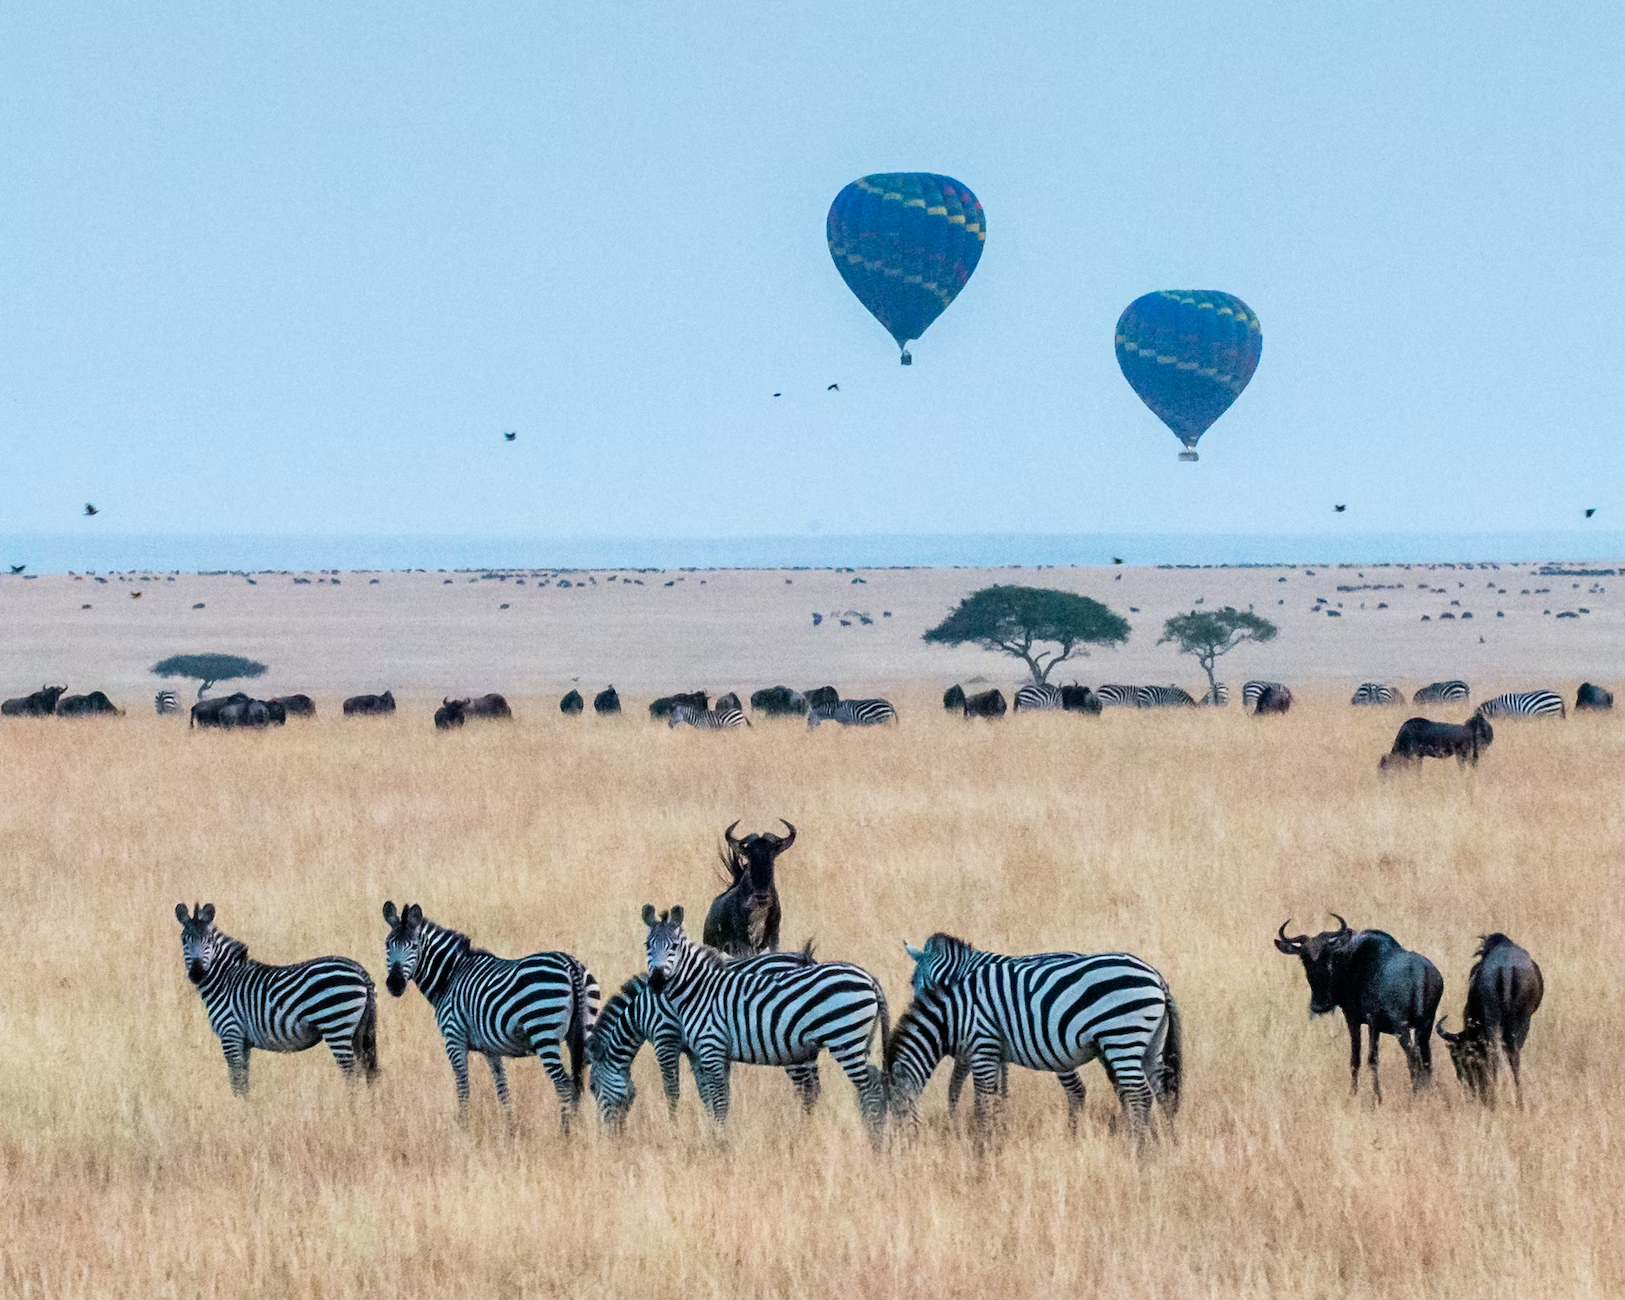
[386,968,407,997]
[187,960,205,985]
[647,967,668,993]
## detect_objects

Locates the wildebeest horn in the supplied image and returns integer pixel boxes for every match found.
[775,819,796,851]
[724,820,743,849]
[1329,913,1350,936]
[1274,920,1306,953]
[1436,1017,1460,1043]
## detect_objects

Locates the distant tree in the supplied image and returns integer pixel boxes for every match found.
[1157,607,1277,701]
[923,585,1131,684]
[151,653,268,699]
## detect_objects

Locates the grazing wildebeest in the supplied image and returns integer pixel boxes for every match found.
[191,694,271,729]
[803,686,839,712]
[703,819,796,956]
[343,691,396,716]
[460,693,512,720]
[268,694,315,718]
[1275,915,1444,1100]
[1379,714,1493,770]
[560,689,584,715]
[649,691,708,720]
[1436,933,1543,1106]
[264,700,287,726]
[942,684,966,712]
[961,688,1006,718]
[55,691,123,717]
[1254,683,1293,715]
[714,691,743,714]
[2,685,67,716]
[751,686,807,717]
[594,686,621,715]
[434,698,466,729]
[1059,684,1102,714]
[1576,682,1614,711]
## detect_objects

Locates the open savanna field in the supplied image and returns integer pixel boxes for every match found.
[3,692,1622,1299]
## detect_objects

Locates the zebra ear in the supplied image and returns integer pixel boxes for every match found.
[199,903,215,926]
[669,905,684,928]
[403,904,422,926]
[382,901,399,926]
[905,942,925,962]
[175,902,190,925]
[641,904,657,927]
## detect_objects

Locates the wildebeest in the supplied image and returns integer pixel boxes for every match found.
[961,688,1006,718]
[434,698,466,729]
[264,700,287,726]
[594,686,621,715]
[1254,683,1293,715]
[1379,714,1493,769]
[559,689,584,715]
[1436,933,1544,1106]
[343,691,396,716]
[649,691,708,720]
[803,686,839,712]
[1576,682,1614,711]
[942,684,966,712]
[750,685,807,717]
[714,691,743,714]
[1275,915,1444,1099]
[55,691,123,717]
[1059,684,1102,714]
[268,694,315,718]
[2,684,67,716]
[190,693,272,729]
[703,820,796,956]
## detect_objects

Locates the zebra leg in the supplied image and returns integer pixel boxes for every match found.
[535,1040,577,1131]
[444,1037,472,1118]
[946,1057,969,1116]
[786,1061,821,1111]
[968,1049,1004,1132]
[827,1041,884,1135]
[485,1054,511,1106]
[222,1039,251,1097]
[1058,1071,1087,1133]
[656,1042,686,1115]
[692,1049,731,1124]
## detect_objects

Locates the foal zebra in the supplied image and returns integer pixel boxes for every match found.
[807,698,897,727]
[1475,690,1566,720]
[382,902,599,1127]
[1013,683,1062,711]
[1413,680,1470,704]
[1242,681,1285,709]
[668,702,748,730]
[890,933,1180,1135]
[641,905,889,1131]
[154,689,181,715]
[1351,682,1404,706]
[175,903,377,1095]
[1137,685,1197,708]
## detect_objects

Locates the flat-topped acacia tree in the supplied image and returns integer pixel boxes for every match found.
[923,585,1131,685]
[1158,607,1277,702]
[151,653,268,700]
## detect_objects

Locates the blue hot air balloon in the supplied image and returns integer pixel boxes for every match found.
[1115,291,1262,460]
[827,174,985,364]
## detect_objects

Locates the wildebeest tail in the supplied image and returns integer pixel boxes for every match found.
[356,980,379,1081]
[566,958,600,1101]
[1150,988,1182,1118]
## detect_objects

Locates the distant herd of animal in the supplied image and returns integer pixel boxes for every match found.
[171,818,1545,1145]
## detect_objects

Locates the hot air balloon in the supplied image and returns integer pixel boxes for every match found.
[1115,291,1261,460]
[827,174,985,365]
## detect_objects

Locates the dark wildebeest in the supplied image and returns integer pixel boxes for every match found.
[190,693,271,729]
[268,694,315,718]
[751,686,807,717]
[1379,714,1493,770]
[1576,682,1614,711]
[961,688,1007,719]
[343,691,396,716]
[714,691,744,714]
[594,686,621,715]
[649,691,708,720]
[560,689,585,715]
[1060,684,1102,714]
[1275,915,1444,1100]
[434,698,465,729]
[703,819,796,956]
[55,691,123,717]
[264,700,287,726]
[803,686,839,712]
[1254,683,1293,715]
[2,685,67,717]
[1436,933,1544,1106]
[942,684,966,713]
[443,693,512,721]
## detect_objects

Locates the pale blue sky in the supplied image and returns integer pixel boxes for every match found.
[3,2,1621,543]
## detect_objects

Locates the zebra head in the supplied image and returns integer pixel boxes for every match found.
[903,932,975,994]
[641,904,687,993]
[382,901,425,997]
[174,902,220,985]
[586,977,652,1127]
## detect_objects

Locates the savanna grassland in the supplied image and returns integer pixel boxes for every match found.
[2,694,1621,1298]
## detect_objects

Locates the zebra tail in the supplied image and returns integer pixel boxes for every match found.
[1153,992,1182,1120]
[357,981,379,1080]
[566,959,600,1102]
[871,978,892,1120]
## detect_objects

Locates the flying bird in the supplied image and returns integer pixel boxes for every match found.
[84,503,98,516]
[827,383,839,392]
[130,591,141,599]
[773,392,782,398]
[1334,504,1346,512]
[8,565,23,574]
[504,431,516,441]
[1112,557,1124,565]
[1585,508,1596,518]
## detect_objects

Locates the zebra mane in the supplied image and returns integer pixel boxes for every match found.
[586,976,649,1063]
[925,932,976,956]
[420,917,487,961]
[215,934,250,967]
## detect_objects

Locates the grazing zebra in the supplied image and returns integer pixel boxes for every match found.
[891,933,1179,1134]
[1351,682,1404,706]
[154,689,181,715]
[1413,680,1470,704]
[1136,685,1197,708]
[1475,690,1565,720]
[807,698,897,727]
[382,902,599,1127]
[174,903,377,1096]
[1095,684,1139,707]
[1202,682,1230,706]
[1013,683,1062,712]
[668,702,748,730]
[1242,681,1285,709]
[640,905,889,1131]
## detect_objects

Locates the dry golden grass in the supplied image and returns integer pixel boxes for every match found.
[3,693,1621,1298]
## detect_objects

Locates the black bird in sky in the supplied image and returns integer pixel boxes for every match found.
[9,564,24,574]
[1112,557,1124,565]
[827,383,839,392]
[1585,508,1596,518]
[1334,504,1346,512]
[772,392,781,397]
[504,431,516,442]
[84,503,98,516]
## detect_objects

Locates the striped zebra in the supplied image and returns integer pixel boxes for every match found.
[669,702,748,730]
[1475,690,1565,720]
[640,905,889,1131]
[1351,682,1404,706]
[155,689,181,715]
[1013,683,1062,712]
[1136,685,1197,708]
[382,902,599,1127]
[1413,680,1469,704]
[1202,682,1230,706]
[175,903,377,1096]
[1242,680,1285,709]
[807,698,897,727]
[891,932,1179,1134]
[1096,684,1139,707]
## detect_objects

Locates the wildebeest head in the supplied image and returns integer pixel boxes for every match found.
[1274,914,1353,1015]
[642,904,686,992]
[174,902,219,985]
[1466,712,1493,747]
[434,698,467,729]
[382,900,425,996]
[1434,1015,1492,1097]
[722,819,796,898]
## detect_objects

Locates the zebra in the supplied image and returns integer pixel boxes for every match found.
[891,932,1180,1135]
[1351,682,1404,706]
[668,702,748,730]
[1242,680,1285,709]
[1136,685,1197,708]
[154,689,181,715]
[640,905,889,1131]
[1013,683,1062,712]
[1413,680,1470,704]
[586,948,822,1128]
[1095,684,1140,707]
[382,902,599,1127]
[174,903,377,1096]
[1202,682,1230,706]
[806,698,897,727]
[1475,690,1565,720]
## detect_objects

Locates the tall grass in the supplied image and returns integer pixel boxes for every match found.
[2,694,1619,1298]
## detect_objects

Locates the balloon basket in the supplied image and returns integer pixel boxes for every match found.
[899,350,912,366]
[1178,449,1199,462]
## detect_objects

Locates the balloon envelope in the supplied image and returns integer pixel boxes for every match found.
[1115,291,1262,458]
[827,173,985,362]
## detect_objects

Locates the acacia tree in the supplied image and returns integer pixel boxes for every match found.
[923,585,1130,684]
[151,653,268,699]
[1157,606,1277,702]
